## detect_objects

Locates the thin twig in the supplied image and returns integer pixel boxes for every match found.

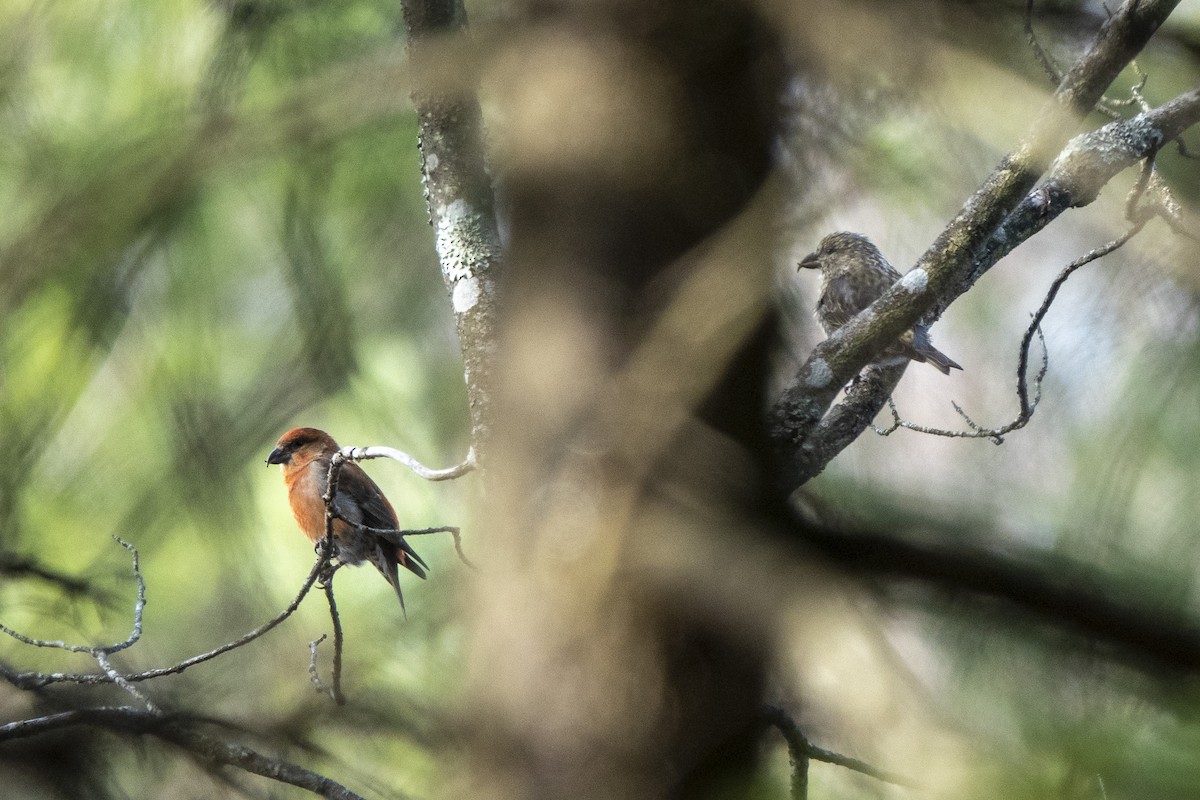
[761,706,916,795]
[1127,156,1198,242]
[1025,0,1063,85]
[1024,0,1147,120]
[2,547,330,689]
[0,537,145,654]
[308,634,328,692]
[108,537,146,654]
[762,705,809,799]
[130,549,328,681]
[408,525,476,571]
[338,517,476,571]
[876,225,1144,442]
[0,538,154,709]
[95,651,158,712]
[321,581,345,706]
[1106,60,1151,112]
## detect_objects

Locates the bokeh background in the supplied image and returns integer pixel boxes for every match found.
[1,0,1199,797]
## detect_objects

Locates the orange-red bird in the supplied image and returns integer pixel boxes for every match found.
[267,427,427,612]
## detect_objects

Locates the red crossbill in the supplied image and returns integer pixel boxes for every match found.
[266,427,427,612]
[799,232,962,374]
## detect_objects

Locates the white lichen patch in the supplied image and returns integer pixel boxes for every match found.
[436,199,478,281]
[453,275,481,313]
[805,358,833,388]
[435,198,501,284]
[899,268,928,293]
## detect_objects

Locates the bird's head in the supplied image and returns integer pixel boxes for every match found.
[266,427,340,467]
[798,231,877,272]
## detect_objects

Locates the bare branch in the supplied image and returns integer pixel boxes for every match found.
[877,225,1144,442]
[337,444,476,481]
[128,551,327,682]
[762,705,808,799]
[0,707,367,800]
[1024,0,1064,87]
[320,580,346,706]
[970,87,1200,287]
[410,525,476,570]
[0,537,144,655]
[761,706,916,796]
[785,363,907,484]
[1024,0,1151,120]
[337,518,476,571]
[160,720,367,800]
[773,38,1199,484]
[0,538,157,709]
[2,546,330,690]
[108,537,146,655]
[95,650,158,712]
[402,0,502,467]
[0,541,361,790]
[308,634,328,692]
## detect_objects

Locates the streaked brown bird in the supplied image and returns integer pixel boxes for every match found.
[267,427,427,613]
[799,232,962,374]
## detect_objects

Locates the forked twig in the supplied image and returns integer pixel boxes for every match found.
[876,222,1146,443]
[1,543,331,690]
[1024,0,1149,120]
[761,706,916,799]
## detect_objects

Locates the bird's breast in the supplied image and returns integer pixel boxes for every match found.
[284,460,332,543]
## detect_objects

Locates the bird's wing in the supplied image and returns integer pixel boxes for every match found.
[337,462,397,530]
[818,272,880,331]
[338,462,429,577]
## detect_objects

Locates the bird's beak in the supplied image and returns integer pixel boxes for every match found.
[798,252,820,270]
[266,447,288,466]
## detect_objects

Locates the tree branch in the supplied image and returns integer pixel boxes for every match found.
[792,512,1200,673]
[877,224,1145,443]
[336,444,475,481]
[319,579,346,706]
[761,705,916,798]
[971,86,1200,279]
[1,546,329,690]
[401,0,502,468]
[779,363,907,487]
[0,707,366,800]
[772,1,1193,486]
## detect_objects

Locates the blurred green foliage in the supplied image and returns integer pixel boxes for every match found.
[0,0,469,796]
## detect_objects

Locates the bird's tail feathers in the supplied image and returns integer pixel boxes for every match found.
[908,327,963,375]
[371,545,423,617]
[392,576,409,618]
[373,528,429,579]
[396,537,428,580]
[923,347,963,375]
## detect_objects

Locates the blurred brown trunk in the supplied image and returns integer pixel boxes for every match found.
[462,1,786,796]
